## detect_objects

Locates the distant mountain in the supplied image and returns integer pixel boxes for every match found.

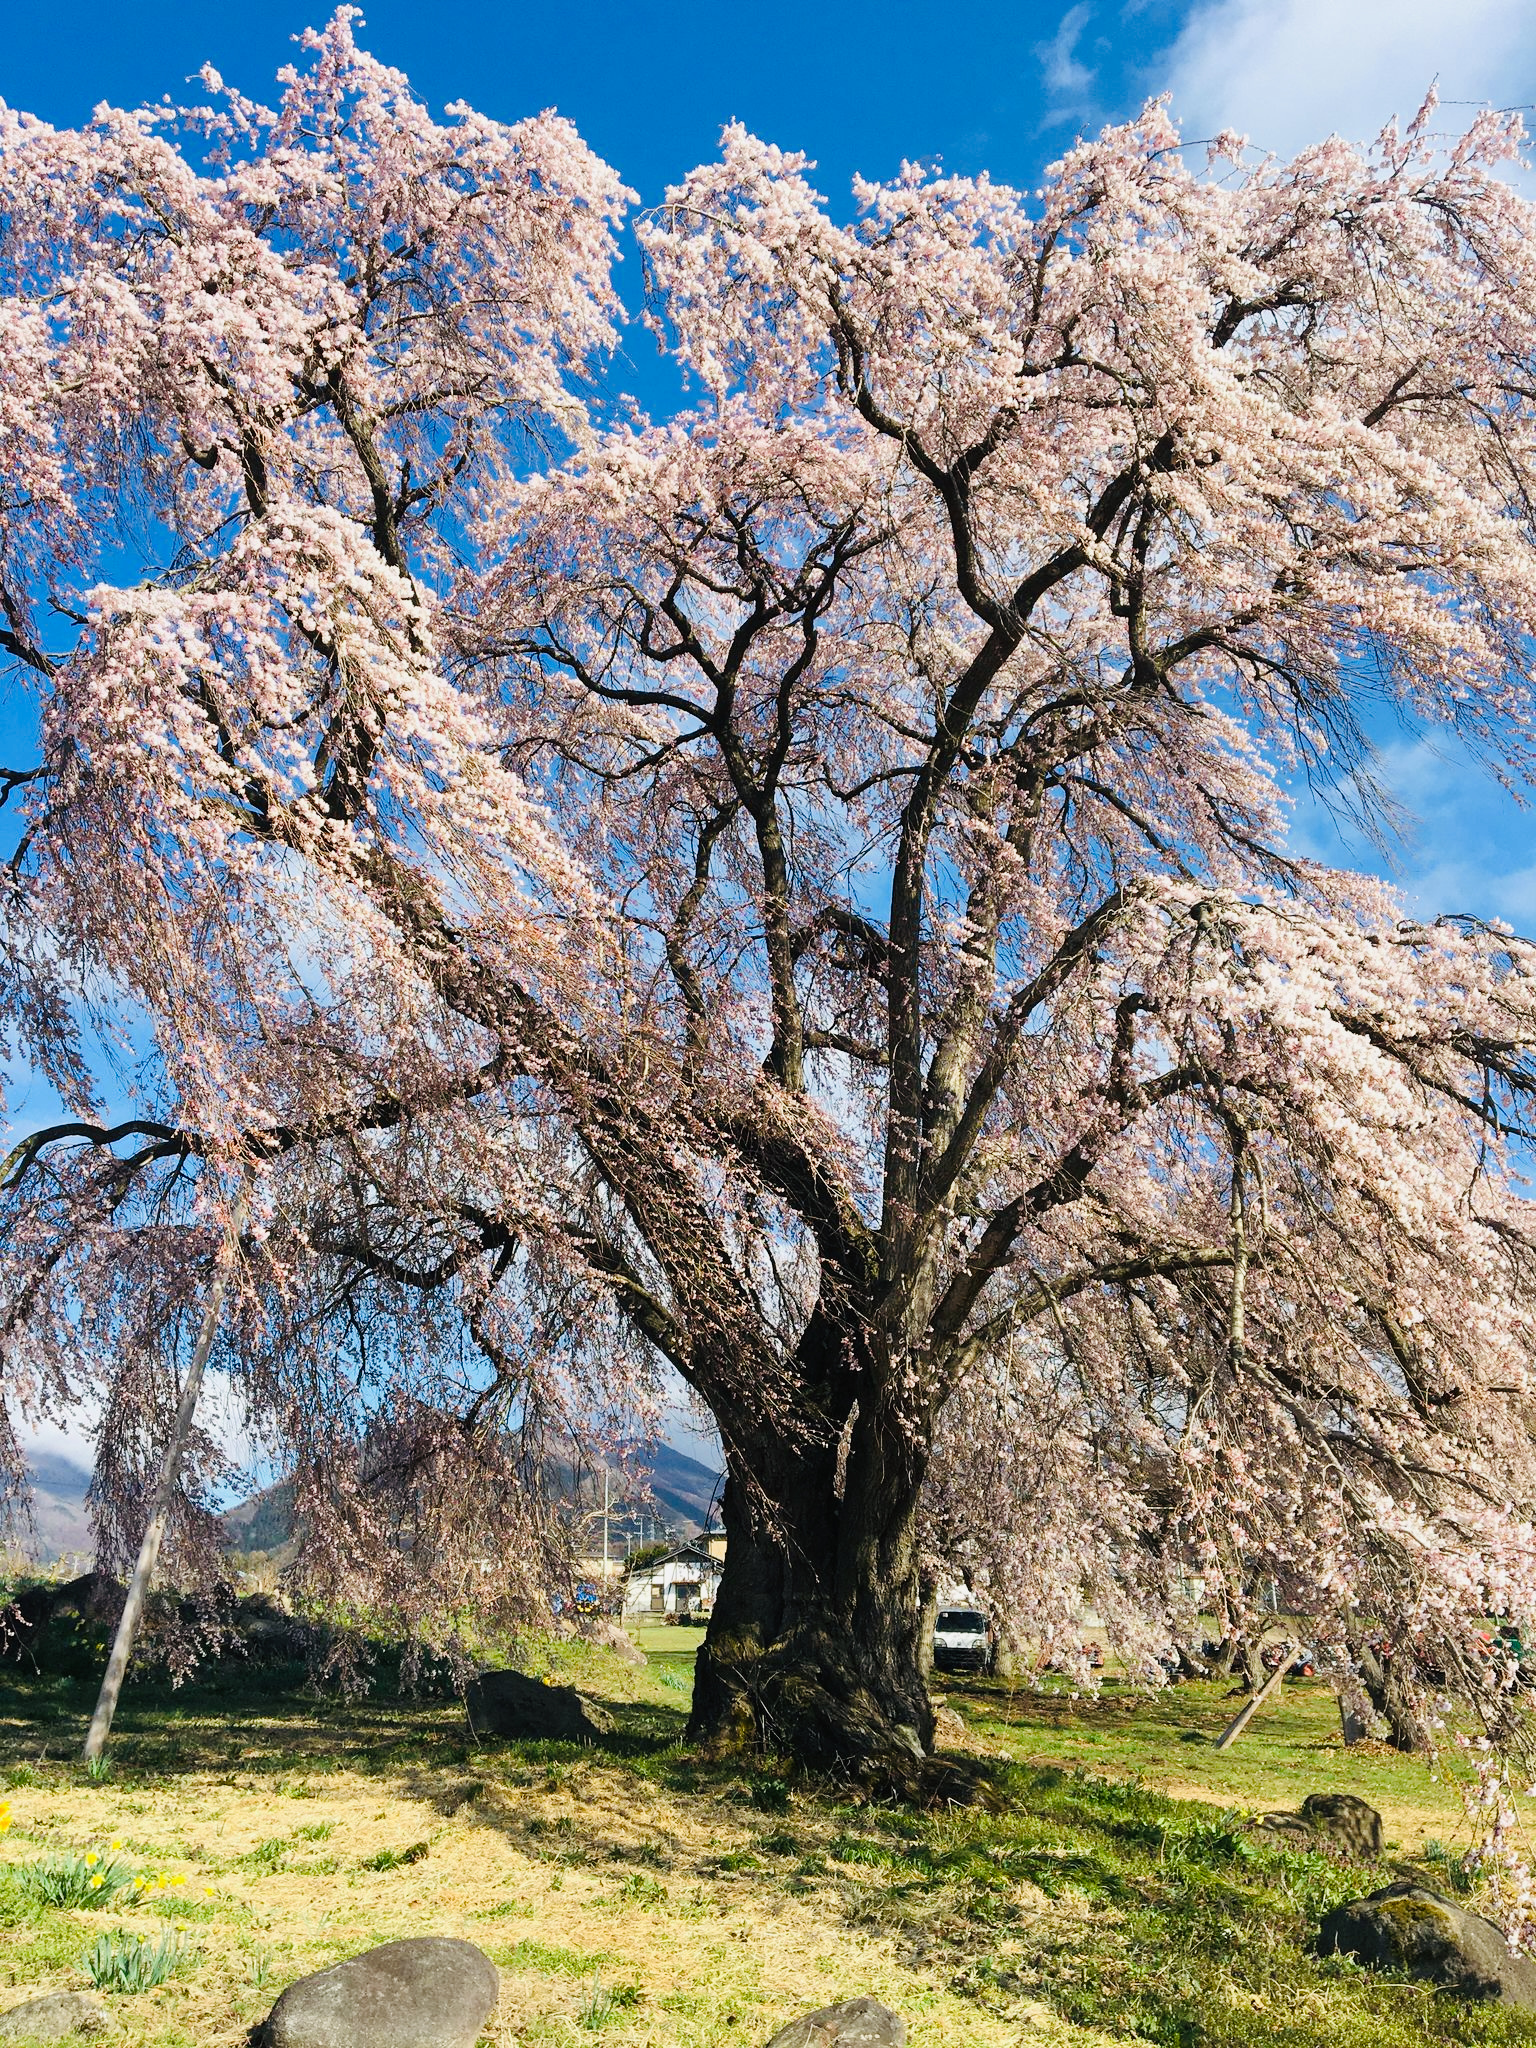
[219,1478,298,1557]
[215,1440,724,1560]
[639,1442,723,1531]
[12,1450,94,1565]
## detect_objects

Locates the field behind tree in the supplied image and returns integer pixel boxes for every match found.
[1,1620,1532,2048]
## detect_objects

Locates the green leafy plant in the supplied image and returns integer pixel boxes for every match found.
[361,1840,428,1871]
[81,1927,197,1994]
[614,1871,667,1907]
[236,1836,289,1874]
[1422,1838,1479,1896]
[83,1756,112,1785]
[578,1977,642,2030]
[20,1849,136,1910]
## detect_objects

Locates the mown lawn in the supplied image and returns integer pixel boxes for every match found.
[938,1668,1477,1844]
[1,1620,1533,2048]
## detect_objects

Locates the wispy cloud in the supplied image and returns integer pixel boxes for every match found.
[1288,733,1536,931]
[1162,0,1536,159]
[1037,3,1097,121]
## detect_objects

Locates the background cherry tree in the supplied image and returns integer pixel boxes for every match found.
[5,16,1536,1774]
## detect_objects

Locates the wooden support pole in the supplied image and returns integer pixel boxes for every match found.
[1212,1641,1302,1752]
[81,1188,248,1764]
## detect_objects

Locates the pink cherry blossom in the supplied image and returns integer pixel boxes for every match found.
[5,28,1536,1778]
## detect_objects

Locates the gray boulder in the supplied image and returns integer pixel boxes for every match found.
[258,1937,498,2047]
[1318,1882,1536,2005]
[582,1618,647,1669]
[764,1999,906,2048]
[1259,1791,1383,1860]
[0,1992,117,2040]
[1300,1792,1384,1858]
[465,1669,616,1742]
[234,1593,304,1662]
[931,1704,967,1748]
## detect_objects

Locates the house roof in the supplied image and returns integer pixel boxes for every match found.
[626,1542,722,1576]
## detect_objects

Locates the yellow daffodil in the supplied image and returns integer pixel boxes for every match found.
[89,1873,104,1889]
[109,1838,122,1851]
[84,1851,99,1868]
[203,1886,216,1897]
[171,1874,185,1887]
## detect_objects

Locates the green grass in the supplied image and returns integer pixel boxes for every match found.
[2,1594,1532,2048]
[360,1839,428,1871]
[492,1937,620,1975]
[942,1669,1466,1838]
[803,1762,1536,2048]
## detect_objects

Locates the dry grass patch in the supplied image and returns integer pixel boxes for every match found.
[0,1700,1109,2048]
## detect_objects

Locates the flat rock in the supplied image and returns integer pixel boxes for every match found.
[465,1668,616,1742]
[1318,1882,1536,2005]
[259,1937,498,2047]
[764,1998,906,2048]
[0,1992,117,2040]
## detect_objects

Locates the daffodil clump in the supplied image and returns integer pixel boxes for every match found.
[18,1844,138,1911]
[2,1803,219,1919]
[81,1925,198,1994]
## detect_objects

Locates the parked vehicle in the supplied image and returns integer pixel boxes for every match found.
[933,1607,993,1674]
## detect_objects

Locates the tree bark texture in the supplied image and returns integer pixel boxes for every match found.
[687,1398,934,1778]
[1352,1639,1430,1753]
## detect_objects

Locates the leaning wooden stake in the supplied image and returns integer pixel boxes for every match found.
[1212,1641,1302,1752]
[82,1187,249,1764]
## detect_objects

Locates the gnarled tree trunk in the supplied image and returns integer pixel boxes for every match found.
[688,1396,934,1778]
[1351,1637,1430,1753]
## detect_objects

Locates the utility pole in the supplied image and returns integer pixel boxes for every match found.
[82,1183,249,1764]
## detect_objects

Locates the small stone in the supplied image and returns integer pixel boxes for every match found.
[931,1704,967,1747]
[763,1997,906,2048]
[0,1991,117,2041]
[1318,1882,1536,2006]
[258,1937,499,2047]
[464,1669,617,1742]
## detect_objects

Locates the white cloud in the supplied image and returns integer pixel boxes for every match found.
[1164,0,1536,159]
[1038,3,1098,118]
[1288,733,1536,930]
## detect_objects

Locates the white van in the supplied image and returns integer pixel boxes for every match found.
[933,1607,992,1673]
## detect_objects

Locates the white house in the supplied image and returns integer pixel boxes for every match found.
[622,1541,724,1618]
